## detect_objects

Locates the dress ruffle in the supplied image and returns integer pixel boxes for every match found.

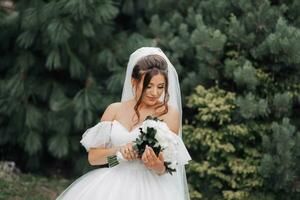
[80,121,113,152]
[172,134,192,165]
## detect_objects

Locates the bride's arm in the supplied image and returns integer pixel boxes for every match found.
[88,103,121,166]
[88,147,120,165]
[163,105,180,134]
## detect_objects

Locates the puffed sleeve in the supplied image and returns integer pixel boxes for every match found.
[173,135,192,165]
[80,121,113,152]
[158,121,192,165]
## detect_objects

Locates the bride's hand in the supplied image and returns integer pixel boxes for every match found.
[142,145,166,174]
[120,142,139,160]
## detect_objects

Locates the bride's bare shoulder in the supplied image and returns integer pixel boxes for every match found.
[162,105,180,134]
[100,102,122,121]
[100,100,135,122]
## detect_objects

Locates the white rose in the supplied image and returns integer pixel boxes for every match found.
[142,119,158,132]
[159,121,170,132]
[155,130,169,148]
[154,129,164,140]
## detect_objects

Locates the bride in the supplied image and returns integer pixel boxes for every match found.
[56,47,191,200]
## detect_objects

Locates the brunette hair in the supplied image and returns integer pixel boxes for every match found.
[131,54,169,123]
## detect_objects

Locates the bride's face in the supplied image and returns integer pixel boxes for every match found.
[133,73,166,106]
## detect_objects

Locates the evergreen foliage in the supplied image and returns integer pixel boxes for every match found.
[0,0,122,173]
[185,85,264,200]
[260,118,300,199]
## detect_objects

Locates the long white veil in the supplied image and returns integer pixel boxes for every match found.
[121,47,190,200]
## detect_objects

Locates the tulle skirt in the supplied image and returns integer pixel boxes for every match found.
[56,160,182,200]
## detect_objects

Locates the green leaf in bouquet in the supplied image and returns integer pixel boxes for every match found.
[152,147,161,156]
[136,140,143,145]
[142,135,147,141]
[164,161,177,175]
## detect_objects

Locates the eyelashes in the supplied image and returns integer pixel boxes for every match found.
[146,86,165,89]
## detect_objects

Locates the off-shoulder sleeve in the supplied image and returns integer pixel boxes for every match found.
[80,121,113,152]
[173,135,192,165]
[158,121,192,165]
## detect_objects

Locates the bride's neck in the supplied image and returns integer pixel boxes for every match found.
[134,100,160,110]
[139,102,154,110]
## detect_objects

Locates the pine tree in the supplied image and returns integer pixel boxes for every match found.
[0,0,121,173]
[260,118,300,199]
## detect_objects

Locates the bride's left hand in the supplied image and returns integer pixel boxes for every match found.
[142,145,166,174]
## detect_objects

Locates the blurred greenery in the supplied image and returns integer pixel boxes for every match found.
[0,173,72,200]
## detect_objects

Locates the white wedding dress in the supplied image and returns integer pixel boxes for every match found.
[56,120,191,200]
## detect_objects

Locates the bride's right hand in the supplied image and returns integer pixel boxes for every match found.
[120,142,139,160]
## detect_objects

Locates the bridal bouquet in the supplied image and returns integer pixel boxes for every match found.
[108,116,177,175]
